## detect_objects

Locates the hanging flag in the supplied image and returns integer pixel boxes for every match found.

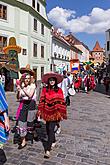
[71,63,79,71]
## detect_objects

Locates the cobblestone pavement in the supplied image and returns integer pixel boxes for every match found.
[4,90,110,165]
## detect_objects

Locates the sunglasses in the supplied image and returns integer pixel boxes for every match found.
[49,78,55,82]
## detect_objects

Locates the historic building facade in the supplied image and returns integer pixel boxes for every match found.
[64,33,89,63]
[65,33,89,63]
[51,29,70,73]
[91,41,104,65]
[0,0,52,80]
[105,29,110,61]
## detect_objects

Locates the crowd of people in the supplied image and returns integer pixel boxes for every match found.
[0,65,110,163]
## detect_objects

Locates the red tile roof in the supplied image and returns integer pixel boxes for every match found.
[52,29,70,46]
[92,41,103,52]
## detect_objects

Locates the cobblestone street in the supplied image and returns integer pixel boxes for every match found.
[4,90,110,165]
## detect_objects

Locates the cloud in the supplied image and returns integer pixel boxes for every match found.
[47,7,110,34]
[47,6,76,30]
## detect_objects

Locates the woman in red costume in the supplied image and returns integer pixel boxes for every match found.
[84,74,90,93]
[90,74,96,90]
[74,75,80,92]
[38,73,67,158]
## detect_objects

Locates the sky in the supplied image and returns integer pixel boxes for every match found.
[46,0,110,50]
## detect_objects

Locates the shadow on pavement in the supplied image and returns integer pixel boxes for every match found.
[11,120,48,152]
[94,83,110,96]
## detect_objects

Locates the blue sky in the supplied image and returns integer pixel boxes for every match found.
[46,0,110,50]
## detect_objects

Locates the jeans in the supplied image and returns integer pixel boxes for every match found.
[66,95,70,106]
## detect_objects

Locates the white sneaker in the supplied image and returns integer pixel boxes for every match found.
[44,151,50,158]
[56,127,61,134]
[51,142,57,148]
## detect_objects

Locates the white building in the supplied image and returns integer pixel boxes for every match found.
[0,0,52,80]
[75,42,90,62]
[105,29,110,60]
[64,34,89,63]
[51,29,70,73]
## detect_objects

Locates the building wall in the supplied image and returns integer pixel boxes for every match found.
[92,52,104,64]
[75,45,89,62]
[0,2,15,30]
[0,0,51,80]
[105,30,110,60]
[70,49,75,60]
[52,37,70,73]
[22,0,47,20]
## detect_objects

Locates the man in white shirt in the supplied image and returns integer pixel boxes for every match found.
[58,70,70,105]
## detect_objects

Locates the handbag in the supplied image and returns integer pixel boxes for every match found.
[68,87,76,96]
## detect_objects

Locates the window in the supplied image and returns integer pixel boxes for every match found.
[107,41,110,51]
[34,18,37,31]
[0,4,7,20]
[22,49,27,55]
[33,43,37,57]
[37,2,40,12]
[67,65,69,71]
[41,24,44,35]
[41,45,44,58]
[50,64,52,71]
[0,36,7,52]
[32,0,35,8]
[41,67,44,78]
[58,54,60,58]
[54,52,57,58]
[33,68,37,82]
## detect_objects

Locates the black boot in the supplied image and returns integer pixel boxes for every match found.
[26,132,34,144]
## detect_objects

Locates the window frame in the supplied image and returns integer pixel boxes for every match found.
[22,49,27,55]
[37,2,40,12]
[0,36,7,52]
[41,66,44,78]
[0,4,7,20]
[33,43,37,57]
[32,0,35,8]
[41,23,44,35]
[41,45,44,58]
[34,18,37,31]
